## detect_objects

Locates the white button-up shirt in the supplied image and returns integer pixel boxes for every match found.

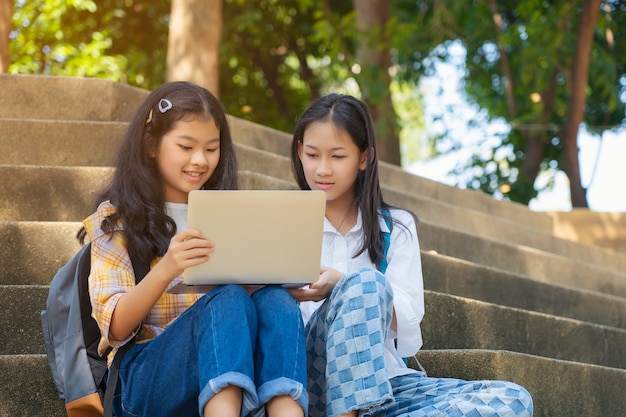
[300,208,425,378]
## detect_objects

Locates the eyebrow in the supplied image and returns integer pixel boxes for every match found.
[177,135,220,144]
[302,143,345,151]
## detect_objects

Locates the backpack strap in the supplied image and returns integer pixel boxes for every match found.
[102,252,150,417]
[376,208,393,274]
[131,252,150,285]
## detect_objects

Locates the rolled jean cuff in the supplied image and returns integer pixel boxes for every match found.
[257,377,309,416]
[198,371,258,417]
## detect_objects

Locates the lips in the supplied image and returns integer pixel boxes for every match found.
[315,181,333,190]
[185,171,206,182]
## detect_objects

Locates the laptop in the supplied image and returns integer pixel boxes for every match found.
[167,189,326,293]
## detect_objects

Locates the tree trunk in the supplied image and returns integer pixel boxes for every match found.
[167,0,222,97]
[561,0,601,208]
[0,0,12,73]
[352,0,400,165]
[488,0,516,118]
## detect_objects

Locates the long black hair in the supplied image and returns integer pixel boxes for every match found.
[291,93,405,266]
[78,81,238,264]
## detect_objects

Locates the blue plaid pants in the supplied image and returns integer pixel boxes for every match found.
[305,268,533,417]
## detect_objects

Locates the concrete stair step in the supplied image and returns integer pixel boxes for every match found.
[0,221,81,285]
[414,349,626,417]
[0,118,290,169]
[0,118,127,166]
[383,187,626,274]
[0,285,48,355]
[0,73,148,122]
[419,222,626,298]
[422,251,626,330]
[0,166,294,222]
[0,165,113,222]
[548,209,626,254]
[0,354,66,417]
[421,291,626,370]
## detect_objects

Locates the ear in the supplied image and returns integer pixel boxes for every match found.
[297,140,304,161]
[143,135,158,158]
[359,148,372,171]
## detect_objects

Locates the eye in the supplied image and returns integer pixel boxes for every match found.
[206,147,219,153]
[305,152,319,159]
[332,155,346,159]
[178,144,192,151]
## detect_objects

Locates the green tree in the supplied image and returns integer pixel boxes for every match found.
[9,0,169,90]
[393,0,625,207]
[220,0,412,164]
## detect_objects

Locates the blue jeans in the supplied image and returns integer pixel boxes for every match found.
[111,285,308,417]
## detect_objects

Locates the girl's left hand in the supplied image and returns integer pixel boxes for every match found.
[288,267,343,302]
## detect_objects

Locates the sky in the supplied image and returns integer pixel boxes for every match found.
[404,43,626,213]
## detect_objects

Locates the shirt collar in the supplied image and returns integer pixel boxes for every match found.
[323,207,364,235]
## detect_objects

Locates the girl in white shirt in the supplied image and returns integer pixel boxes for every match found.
[288,94,533,417]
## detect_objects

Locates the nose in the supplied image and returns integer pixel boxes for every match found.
[316,156,331,176]
[191,149,208,167]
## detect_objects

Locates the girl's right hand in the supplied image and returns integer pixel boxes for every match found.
[159,228,215,281]
[288,266,343,302]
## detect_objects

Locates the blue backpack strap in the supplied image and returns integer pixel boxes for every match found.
[377,208,393,274]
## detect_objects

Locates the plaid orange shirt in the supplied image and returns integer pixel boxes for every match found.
[84,201,201,364]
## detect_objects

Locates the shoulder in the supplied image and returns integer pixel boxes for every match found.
[379,207,416,230]
[379,208,418,247]
[82,201,121,242]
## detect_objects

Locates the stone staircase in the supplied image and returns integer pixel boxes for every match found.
[1,74,625,417]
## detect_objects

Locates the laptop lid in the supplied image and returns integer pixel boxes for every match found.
[171,189,325,292]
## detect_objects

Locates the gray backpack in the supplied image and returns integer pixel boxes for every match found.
[41,242,148,417]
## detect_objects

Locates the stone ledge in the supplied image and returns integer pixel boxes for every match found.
[413,349,626,417]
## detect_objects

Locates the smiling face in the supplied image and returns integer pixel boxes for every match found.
[298,120,367,209]
[154,117,221,203]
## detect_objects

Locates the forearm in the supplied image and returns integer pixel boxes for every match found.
[109,262,172,341]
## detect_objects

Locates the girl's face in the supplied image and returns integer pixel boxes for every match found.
[298,120,367,208]
[154,117,221,203]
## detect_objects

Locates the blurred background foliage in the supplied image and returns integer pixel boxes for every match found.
[7,0,626,207]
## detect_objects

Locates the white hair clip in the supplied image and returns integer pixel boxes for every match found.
[159,98,173,113]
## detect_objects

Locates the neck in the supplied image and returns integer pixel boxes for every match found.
[326,200,358,236]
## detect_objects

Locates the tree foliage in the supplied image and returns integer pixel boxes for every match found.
[9,0,169,89]
[392,0,625,205]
